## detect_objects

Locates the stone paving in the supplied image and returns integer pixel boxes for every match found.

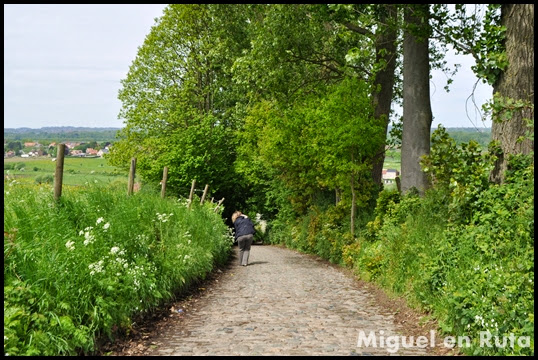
[144,245,433,356]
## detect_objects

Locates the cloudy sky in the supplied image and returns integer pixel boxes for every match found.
[4,4,492,130]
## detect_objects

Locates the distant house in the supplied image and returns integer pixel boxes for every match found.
[28,150,44,156]
[70,149,84,157]
[24,142,36,147]
[97,148,109,157]
[382,169,400,184]
[86,148,99,156]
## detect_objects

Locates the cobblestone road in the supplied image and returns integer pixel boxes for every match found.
[143,245,433,356]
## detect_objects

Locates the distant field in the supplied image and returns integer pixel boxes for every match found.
[4,156,131,186]
[383,149,401,172]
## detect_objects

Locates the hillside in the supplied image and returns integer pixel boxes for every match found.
[4,127,121,142]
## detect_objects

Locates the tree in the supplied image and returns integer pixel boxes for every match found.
[234,4,400,188]
[238,76,384,236]
[400,4,433,195]
[488,4,534,184]
[6,141,22,154]
[107,4,252,219]
[339,5,399,187]
[318,77,384,236]
[430,4,534,184]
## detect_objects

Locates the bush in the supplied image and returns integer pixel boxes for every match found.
[35,175,54,184]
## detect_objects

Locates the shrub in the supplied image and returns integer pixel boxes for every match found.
[35,175,54,184]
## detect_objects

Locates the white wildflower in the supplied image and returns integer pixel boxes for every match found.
[110,246,120,254]
[88,260,105,275]
[83,231,95,246]
[96,217,104,224]
[103,222,110,231]
[65,240,75,251]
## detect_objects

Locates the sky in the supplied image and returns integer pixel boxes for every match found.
[4,4,493,130]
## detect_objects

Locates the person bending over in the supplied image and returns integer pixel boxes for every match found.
[231,211,256,266]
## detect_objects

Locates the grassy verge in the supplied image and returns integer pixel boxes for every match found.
[4,181,233,356]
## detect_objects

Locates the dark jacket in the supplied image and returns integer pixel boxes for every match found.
[234,216,256,240]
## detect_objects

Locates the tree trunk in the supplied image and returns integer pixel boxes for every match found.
[350,172,356,239]
[489,4,534,184]
[401,4,433,195]
[371,5,399,187]
[335,187,341,205]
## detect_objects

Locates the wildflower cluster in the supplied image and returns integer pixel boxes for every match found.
[155,212,173,223]
[65,240,76,251]
[80,227,95,246]
[79,218,111,246]
[88,260,105,276]
[96,217,110,231]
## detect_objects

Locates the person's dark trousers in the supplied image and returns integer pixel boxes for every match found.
[237,234,254,266]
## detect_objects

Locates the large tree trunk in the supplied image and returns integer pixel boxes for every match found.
[371,5,399,187]
[489,4,534,184]
[401,4,433,195]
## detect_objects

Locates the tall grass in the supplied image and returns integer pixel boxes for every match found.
[4,181,233,356]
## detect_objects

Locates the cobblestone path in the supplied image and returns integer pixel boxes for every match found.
[143,245,433,356]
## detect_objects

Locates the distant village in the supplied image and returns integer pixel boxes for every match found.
[4,141,111,159]
[5,142,400,183]
[5,138,399,183]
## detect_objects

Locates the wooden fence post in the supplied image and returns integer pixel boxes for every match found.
[214,197,225,212]
[53,144,66,201]
[188,179,196,209]
[200,184,209,204]
[127,157,137,196]
[161,166,168,198]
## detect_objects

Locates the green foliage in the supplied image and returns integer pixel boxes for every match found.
[237,76,384,219]
[429,4,506,86]
[470,5,506,86]
[108,4,252,221]
[348,131,534,355]
[4,182,232,356]
[421,125,496,222]
[483,93,535,126]
[267,124,534,355]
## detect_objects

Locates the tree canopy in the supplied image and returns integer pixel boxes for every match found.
[108,4,532,224]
